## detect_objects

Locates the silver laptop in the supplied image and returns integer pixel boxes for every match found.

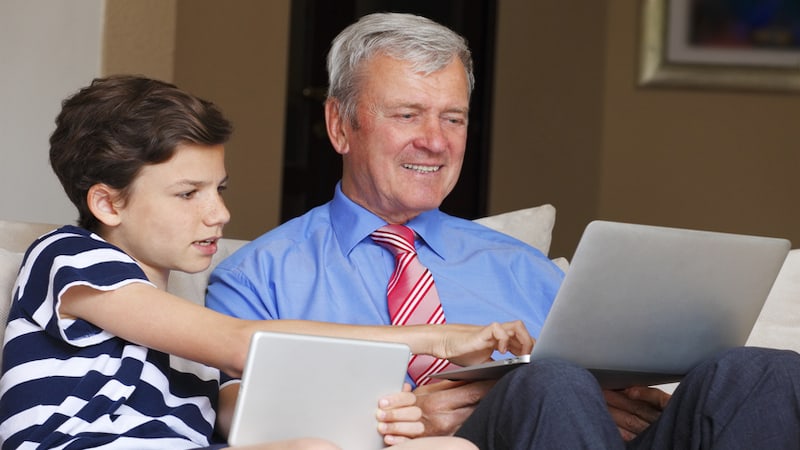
[433,221,790,389]
[228,331,411,448]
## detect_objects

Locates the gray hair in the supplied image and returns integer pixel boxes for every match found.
[326,12,474,127]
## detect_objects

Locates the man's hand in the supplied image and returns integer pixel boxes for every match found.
[604,386,671,441]
[412,379,496,436]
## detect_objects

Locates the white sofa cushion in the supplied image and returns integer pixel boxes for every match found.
[474,204,569,271]
[167,238,248,304]
[747,249,800,351]
[474,204,555,256]
[0,219,57,253]
[3,207,797,366]
[0,249,24,343]
[0,205,562,336]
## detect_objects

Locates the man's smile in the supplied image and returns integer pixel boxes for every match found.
[403,163,442,173]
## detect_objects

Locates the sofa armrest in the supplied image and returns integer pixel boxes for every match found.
[746,248,800,353]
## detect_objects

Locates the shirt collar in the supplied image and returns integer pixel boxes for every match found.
[330,182,448,259]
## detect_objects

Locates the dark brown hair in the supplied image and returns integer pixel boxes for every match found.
[49,75,233,231]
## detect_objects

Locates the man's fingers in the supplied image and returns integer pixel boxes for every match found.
[604,387,668,441]
[414,380,494,436]
[625,386,671,409]
[606,404,651,437]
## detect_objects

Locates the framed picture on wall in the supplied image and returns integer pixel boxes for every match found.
[639,0,800,93]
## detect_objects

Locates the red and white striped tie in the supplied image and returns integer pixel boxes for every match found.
[371,224,452,385]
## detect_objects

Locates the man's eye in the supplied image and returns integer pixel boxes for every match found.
[179,191,196,199]
[445,116,467,126]
[218,185,228,194]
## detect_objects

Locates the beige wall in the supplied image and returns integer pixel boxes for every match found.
[0,0,104,225]
[103,1,800,257]
[492,1,800,257]
[102,0,177,81]
[103,0,290,241]
[172,0,290,240]
[600,1,800,249]
[490,1,606,257]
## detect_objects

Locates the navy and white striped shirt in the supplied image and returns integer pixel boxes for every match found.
[0,226,221,449]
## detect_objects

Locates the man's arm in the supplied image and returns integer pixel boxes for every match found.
[412,380,496,436]
[206,262,273,319]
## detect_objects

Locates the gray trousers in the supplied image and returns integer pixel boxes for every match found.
[455,347,800,449]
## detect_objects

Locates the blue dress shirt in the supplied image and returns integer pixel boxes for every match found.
[207,183,563,345]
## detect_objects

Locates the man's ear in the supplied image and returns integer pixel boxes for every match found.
[325,99,350,155]
[87,184,122,227]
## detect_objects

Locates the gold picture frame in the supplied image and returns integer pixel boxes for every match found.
[638,0,800,93]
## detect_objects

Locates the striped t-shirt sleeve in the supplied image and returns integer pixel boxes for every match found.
[13,229,152,346]
[0,226,219,449]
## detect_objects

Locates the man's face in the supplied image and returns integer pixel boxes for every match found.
[333,53,470,224]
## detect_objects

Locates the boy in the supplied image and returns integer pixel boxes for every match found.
[0,75,529,449]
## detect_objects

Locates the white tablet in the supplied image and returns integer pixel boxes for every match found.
[228,331,411,449]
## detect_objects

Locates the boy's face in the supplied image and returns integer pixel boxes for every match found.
[108,143,230,284]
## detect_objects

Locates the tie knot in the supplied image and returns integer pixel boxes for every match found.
[371,224,416,256]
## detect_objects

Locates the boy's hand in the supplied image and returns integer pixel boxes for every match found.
[377,383,424,445]
[439,320,534,367]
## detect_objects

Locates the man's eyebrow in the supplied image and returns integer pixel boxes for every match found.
[444,106,469,115]
[385,101,424,110]
[386,102,469,115]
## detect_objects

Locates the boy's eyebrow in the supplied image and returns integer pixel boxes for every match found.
[171,175,229,188]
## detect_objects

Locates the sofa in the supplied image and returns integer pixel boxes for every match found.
[2,205,798,373]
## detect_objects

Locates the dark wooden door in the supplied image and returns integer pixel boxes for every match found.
[281,0,497,222]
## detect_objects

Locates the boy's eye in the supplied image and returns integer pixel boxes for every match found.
[218,184,228,194]
[179,190,196,199]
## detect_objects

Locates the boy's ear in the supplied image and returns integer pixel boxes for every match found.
[87,184,122,227]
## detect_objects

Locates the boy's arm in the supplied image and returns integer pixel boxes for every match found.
[215,383,239,439]
[60,283,253,376]
[59,283,533,377]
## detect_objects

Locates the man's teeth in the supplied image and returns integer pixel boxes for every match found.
[403,164,440,173]
[196,240,214,246]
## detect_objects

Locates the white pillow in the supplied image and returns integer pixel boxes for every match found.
[0,249,24,345]
[473,204,556,256]
[0,219,57,253]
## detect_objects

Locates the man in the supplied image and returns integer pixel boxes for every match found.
[208,12,800,449]
[208,10,561,435]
